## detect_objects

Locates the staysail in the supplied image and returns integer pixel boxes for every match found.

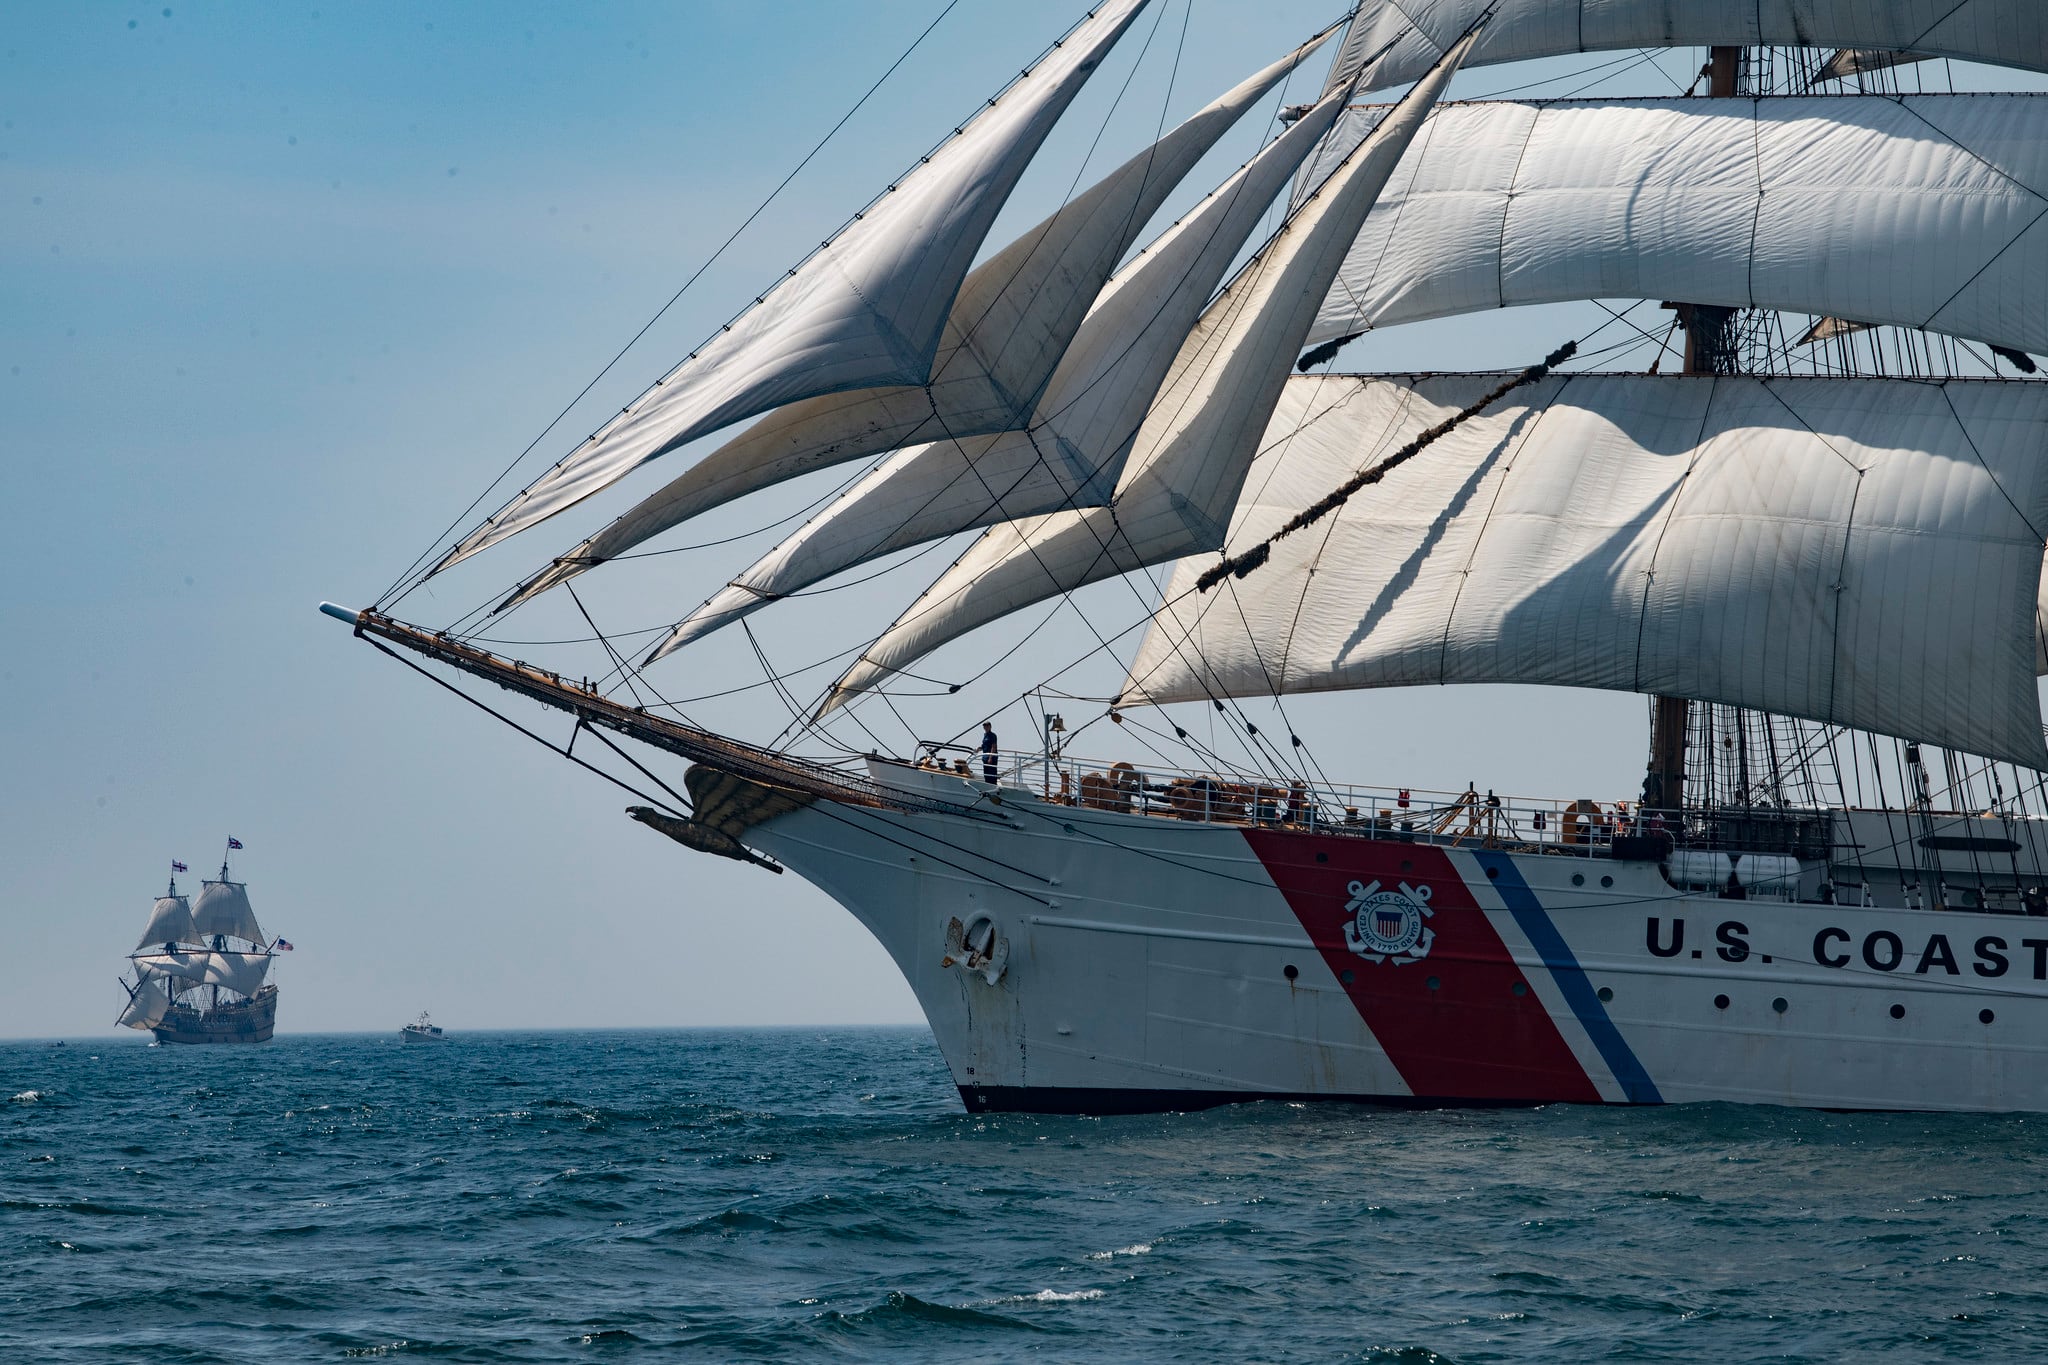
[1296,94,2048,357]
[1320,0,2045,97]
[823,32,1482,710]
[507,23,1344,610]
[433,0,1152,573]
[648,84,1357,659]
[1119,373,2048,768]
[136,895,196,951]
[191,879,265,946]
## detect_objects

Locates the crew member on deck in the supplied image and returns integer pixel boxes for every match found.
[981,722,999,786]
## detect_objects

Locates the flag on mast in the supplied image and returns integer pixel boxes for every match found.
[227,837,243,850]
[171,860,188,873]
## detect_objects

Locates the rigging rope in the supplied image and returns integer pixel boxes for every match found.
[376,0,973,612]
[1194,338,1577,592]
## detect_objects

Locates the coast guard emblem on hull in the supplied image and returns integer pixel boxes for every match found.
[1342,880,1434,965]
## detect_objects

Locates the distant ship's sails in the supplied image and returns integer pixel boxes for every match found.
[136,894,196,951]
[1321,0,2046,97]
[1297,94,2048,357]
[435,0,1153,572]
[120,867,276,1030]
[1118,373,2048,768]
[118,972,173,1031]
[191,878,264,946]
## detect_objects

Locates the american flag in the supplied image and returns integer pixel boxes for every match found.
[171,860,188,873]
[273,938,294,952]
[227,837,244,850]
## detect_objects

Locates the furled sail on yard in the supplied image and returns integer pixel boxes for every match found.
[506,24,1344,610]
[1296,95,2048,356]
[1119,372,2048,768]
[1321,0,2045,97]
[435,0,1152,573]
[647,84,1358,659]
[823,32,1481,711]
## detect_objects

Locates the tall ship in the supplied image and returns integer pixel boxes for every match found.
[323,0,2048,1111]
[118,846,283,1044]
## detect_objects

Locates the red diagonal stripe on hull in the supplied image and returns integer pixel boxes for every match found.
[1243,829,1600,1103]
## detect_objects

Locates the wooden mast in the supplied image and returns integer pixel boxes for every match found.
[1644,45,1742,816]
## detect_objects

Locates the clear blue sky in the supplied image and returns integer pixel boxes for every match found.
[6,3,2038,1039]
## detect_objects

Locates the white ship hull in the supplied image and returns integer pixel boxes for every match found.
[741,767,2048,1114]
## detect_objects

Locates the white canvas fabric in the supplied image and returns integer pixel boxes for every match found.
[648,85,1356,660]
[509,25,1343,611]
[190,880,264,946]
[131,951,211,987]
[118,974,173,1030]
[1299,94,2048,355]
[1321,0,2045,98]
[1120,373,2048,768]
[823,34,1479,711]
[135,896,196,951]
[435,0,1151,572]
[132,950,273,998]
[202,951,274,999]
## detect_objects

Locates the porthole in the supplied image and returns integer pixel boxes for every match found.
[1283,964,1299,981]
[1596,986,1614,1003]
[1315,852,1328,863]
[1772,997,1788,1014]
[1571,873,1585,887]
[1600,875,1614,888]
[1426,976,1441,992]
[1486,866,1500,880]
[1511,981,1528,997]
[1981,1008,1996,1025]
[1713,994,1730,1010]
[1340,969,1355,985]
[1889,1003,1906,1020]
[1400,859,1413,873]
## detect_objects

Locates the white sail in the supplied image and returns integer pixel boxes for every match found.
[825,33,1480,710]
[1321,0,2045,97]
[434,0,1151,572]
[131,950,210,988]
[131,950,273,999]
[509,25,1343,610]
[649,85,1356,659]
[1298,94,2048,356]
[202,951,273,999]
[191,879,264,946]
[118,973,172,1030]
[135,895,196,951]
[1119,373,2048,768]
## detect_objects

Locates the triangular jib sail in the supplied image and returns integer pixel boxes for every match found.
[434,0,1154,574]
[506,19,1347,611]
[822,27,1484,710]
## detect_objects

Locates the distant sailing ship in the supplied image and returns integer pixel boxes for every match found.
[117,841,285,1044]
[322,2,2048,1112]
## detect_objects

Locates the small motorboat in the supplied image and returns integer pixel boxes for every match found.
[400,1011,446,1042]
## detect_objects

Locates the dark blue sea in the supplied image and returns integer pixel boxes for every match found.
[4,1028,2045,1361]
